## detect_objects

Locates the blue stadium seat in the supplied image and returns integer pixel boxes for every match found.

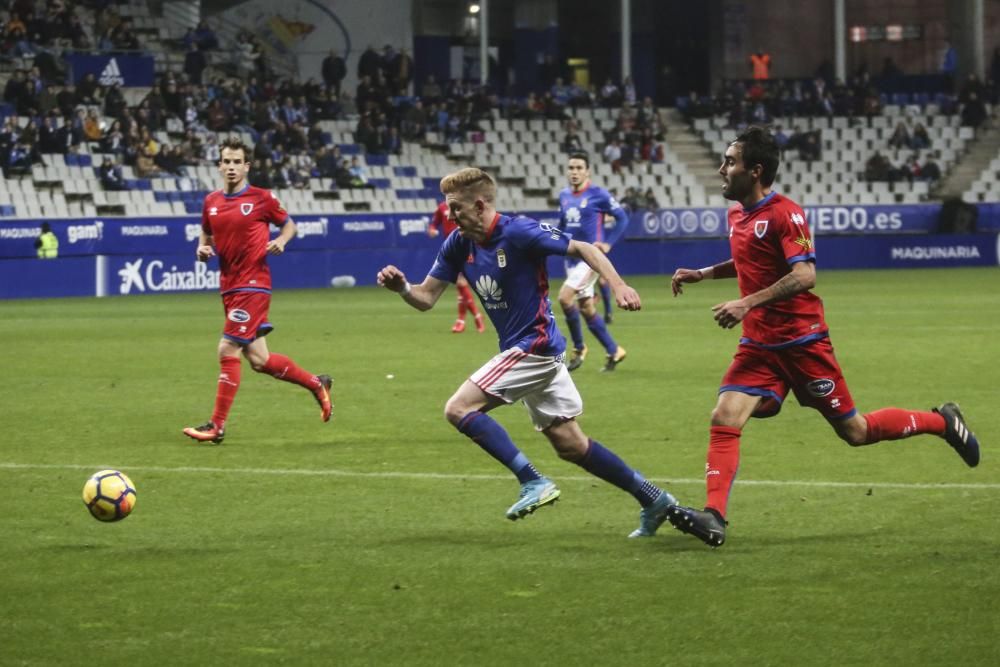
[368,178,391,189]
[422,177,439,189]
[0,204,15,216]
[77,154,93,167]
[339,144,361,155]
[393,166,417,177]
[365,154,389,166]
[184,201,202,213]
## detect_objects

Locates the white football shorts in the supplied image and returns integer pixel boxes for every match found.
[563,260,599,299]
[469,347,583,430]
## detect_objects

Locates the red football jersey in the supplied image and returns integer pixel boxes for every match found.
[202,185,289,293]
[429,201,457,237]
[727,192,827,346]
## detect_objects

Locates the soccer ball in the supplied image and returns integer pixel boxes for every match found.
[82,470,137,522]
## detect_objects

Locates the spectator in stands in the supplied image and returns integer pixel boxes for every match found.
[864,151,892,182]
[603,138,623,174]
[333,158,353,189]
[382,126,401,155]
[562,124,584,154]
[420,75,443,105]
[599,78,621,108]
[99,119,125,155]
[622,76,636,105]
[749,49,771,80]
[184,42,207,85]
[910,122,931,150]
[110,17,140,52]
[5,138,31,176]
[202,133,220,163]
[76,72,100,105]
[401,99,428,140]
[358,44,380,81]
[348,156,370,187]
[641,188,660,210]
[941,41,958,90]
[321,49,346,97]
[82,108,103,142]
[888,121,911,149]
[920,153,942,182]
[191,21,218,51]
[98,156,126,190]
[960,91,987,129]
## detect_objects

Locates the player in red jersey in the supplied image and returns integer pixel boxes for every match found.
[665,126,981,547]
[182,137,332,444]
[427,199,485,333]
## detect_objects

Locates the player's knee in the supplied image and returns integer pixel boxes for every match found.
[838,423,870,447]
[443,399,467,427]
[246,352,269,373]
[710,406,743,428]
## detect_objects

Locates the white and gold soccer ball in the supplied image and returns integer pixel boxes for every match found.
[82,470,137,522]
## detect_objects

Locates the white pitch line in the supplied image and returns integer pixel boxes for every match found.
[1,462,997,491]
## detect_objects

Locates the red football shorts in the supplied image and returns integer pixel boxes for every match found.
[221,290,274,344]
[719,337,856,420]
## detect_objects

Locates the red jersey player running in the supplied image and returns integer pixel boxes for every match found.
[428,200,485,333]
[666,126,980,547]
[182,137,332,444]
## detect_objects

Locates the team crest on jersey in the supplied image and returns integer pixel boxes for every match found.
[754,220,769,238]
[497,249,507,268]
[794,234,813,251]
[209,207,218,216]
[240,203,254,216]
[580,198,588,208]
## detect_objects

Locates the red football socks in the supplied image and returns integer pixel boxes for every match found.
[261,353,320,389]
[705,425,742,519]
[863,408,946,444]
[211,356,242,427]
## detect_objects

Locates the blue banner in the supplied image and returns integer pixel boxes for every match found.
[3,234,993,300]
[65,53,155,87]
[626,203,956,239]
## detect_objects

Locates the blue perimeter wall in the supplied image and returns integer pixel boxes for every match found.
[1,203,998,299]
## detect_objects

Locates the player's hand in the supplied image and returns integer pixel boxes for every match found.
[613,283,641,311]
[711,299,749,329]
[594,241,611,254]
[671,268,703,296]
[266,238,287,255]
[195,244,215,261]
[377,265,408,292]
[427,227,439,238]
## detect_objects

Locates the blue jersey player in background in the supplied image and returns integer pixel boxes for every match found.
[377,168,678,537]
[557,152,631,372]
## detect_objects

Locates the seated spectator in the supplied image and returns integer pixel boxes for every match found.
[191,20,219,51]
[599,78,621,107]
[864,151,892,181]
[920,153,942,182]
[99,120,126,155]
[562,128,584,153]
[641,187,660,210]
[98,156,127,190]
[83,109,103,142]
[888,121,911,149]
[382,126,401,155]
[796,129,822,161]
[348,156,372,188]
[910,122,931,149]
[603,138,623,174]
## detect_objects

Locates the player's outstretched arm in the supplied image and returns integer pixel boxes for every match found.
[377,265,449,311]
[567,240,640,310]
[671,259,736,296]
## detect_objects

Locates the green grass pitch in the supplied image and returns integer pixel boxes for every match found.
[2,267,999,665]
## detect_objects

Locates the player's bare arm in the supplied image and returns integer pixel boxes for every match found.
[567,240,640,310]
[267,218,296,255]
[672,259,736,296]
[196,231,215,261]
[711,260,815,329]
[377,264,449,311]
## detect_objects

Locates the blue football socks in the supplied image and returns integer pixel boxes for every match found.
[585,314,618,355]
[458,411,542,484]
[564,306,586,351]
[577,439,662,507]
[599,281,613,319]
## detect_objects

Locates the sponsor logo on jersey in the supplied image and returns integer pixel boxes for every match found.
[806,378,836,397]
[564,207,581,224]
[474,275,507,310]
[794,234,813,251]
[98,58,124,86]
[754,219,769,238]
[228,309,251,323]
[209,207,218,216]
[240,203,254,216]
[497,249,507,268]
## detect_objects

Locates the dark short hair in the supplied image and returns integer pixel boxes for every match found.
[219,136,251,162]
[733,125,779,187]
[568,152,590,168]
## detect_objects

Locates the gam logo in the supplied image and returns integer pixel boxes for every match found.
[806,378,836,397]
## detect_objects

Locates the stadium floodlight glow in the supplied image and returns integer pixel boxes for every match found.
[469,3,480,13]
